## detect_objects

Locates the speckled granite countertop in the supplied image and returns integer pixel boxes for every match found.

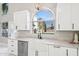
[10,37,79,49]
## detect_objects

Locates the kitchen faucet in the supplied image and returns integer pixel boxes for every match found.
[37,30,42,39]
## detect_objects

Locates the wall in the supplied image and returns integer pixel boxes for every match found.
[0,3,74,42]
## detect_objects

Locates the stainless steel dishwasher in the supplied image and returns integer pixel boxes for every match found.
[18,40,28,56]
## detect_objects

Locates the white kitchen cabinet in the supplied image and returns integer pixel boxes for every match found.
[14,10,30,30]
[56,3,72,30]
[53,46,67,56]
[71,4,79,30]
[49,45,67,56]
[67,48,78,56]
[49,44,78,56]
[8,39,78,56]
[57,3,79,31]
[48,44,54,56]
[8,39,18,56]
[28,40,78,56]
[28,40,48,56]
[28,40,37,56]
[8,39,28,56]
[36,43,48,56]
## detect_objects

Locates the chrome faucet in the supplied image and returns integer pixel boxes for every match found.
[38,31,42,39]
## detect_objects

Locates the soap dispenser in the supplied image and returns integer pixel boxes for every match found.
[73,32,79,44]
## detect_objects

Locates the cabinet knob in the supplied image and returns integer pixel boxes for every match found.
[35,50,38,56]
[54,45,60,48]
[66,49,68,56]
[11,45,14,46]
[77,48,78,56]
[11,41,14,42]
[11,50,14,52]
[16,26,17,29]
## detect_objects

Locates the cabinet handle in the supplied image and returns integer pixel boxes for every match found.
[35,50,38,56]
[58,24,60,29]
[16,26,17,29]
[11,41,14,42]
[72,24,74,29]
[77,48,78,56]
[11,50,14,52]
[11,45,14,46]
[66,49,68,56]
[54,45,60,48]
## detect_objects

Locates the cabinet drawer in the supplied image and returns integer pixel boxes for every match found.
[8,43,17,47]
[8,39,17,45]
[67,48,77,56]
[8,39,18,56]
[8,39,17,43]
[8,44,17,50]
[8,48,17,56]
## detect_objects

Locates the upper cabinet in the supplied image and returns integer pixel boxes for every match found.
[56,3,79,31]
[14,10,31,30]
[56,3,72,30]
[71,4,79,30]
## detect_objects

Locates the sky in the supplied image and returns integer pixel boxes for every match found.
[36,9,54,21]
[35,9,55,28]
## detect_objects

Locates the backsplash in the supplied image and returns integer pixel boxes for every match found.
[16,30,74,41]
[54,31,74,41]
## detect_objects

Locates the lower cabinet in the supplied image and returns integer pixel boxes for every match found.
[8,39,78,56]
[49,45,67,56]
[36,43,48,56]
[8,39,28,56]
[67,48,78,56]
[28,40,48,56]
[48,44,78,56]
[28,40,36,56]
[8,39,18,56]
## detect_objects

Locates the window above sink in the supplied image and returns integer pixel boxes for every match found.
[32,6,55,34]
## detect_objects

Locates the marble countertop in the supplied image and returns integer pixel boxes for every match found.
[10,37,79,49]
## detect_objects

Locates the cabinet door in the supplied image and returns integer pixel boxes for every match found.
[37,43,48,56]
[49,45,66,56]
[54,46,66,56]
[28,40,37,56]
[48,45,54,56]
[71,4,79,30]
[68,48,77,56]
[56,3,72,30]
[14,10,30,30]
[28,40,48,56]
